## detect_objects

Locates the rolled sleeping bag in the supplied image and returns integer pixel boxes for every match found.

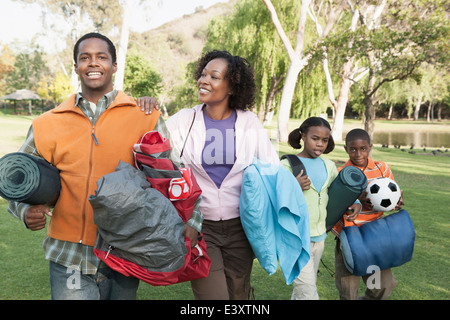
[339,209,415,276]
[0,152,60,205]
[326,166,367,232]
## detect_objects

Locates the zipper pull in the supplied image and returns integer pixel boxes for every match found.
[104,245,113,259]
[92,128,99,145]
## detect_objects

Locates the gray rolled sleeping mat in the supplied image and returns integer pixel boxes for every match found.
[0,152,60,205]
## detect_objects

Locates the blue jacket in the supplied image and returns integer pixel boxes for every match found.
[240,158,310,285]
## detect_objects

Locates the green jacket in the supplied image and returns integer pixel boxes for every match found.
[281,156,338,237]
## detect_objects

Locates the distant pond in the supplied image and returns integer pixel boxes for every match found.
[344,130,450,148]
[373,131,450,148]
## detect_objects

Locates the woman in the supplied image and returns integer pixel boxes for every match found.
[139,50,279,299]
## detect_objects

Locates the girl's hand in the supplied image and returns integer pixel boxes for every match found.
[296,170,311,191]
[136,96,160,114]
[344,203,361,222]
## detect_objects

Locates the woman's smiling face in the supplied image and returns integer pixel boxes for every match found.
[197,58,231,108]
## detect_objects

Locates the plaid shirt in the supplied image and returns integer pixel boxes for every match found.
[8,90,203,274]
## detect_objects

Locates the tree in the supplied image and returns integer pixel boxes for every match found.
[37,71,74,107]
[15,0,125,89]
[421,64,449,122]
[123,51,162,98]
[309,2,369,141]
[203,0,296,123]
[263,0,345,142]
[263,0,311,142]
[114,0,134,91]
[326,0,449,139]
[5,47,49,93]
[0,44,15,95]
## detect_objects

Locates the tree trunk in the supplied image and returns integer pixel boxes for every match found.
[431,102,435,122]
[263,0,311,142]
[114,0,133,91]
[363,95,376,142]
[327,4,359,141]
[263,75,282,126]
[332,58,353,142]
[277,61,303,141]
[363,50,378,141]
[426,101,432,122]
[387,104,393,119]
[414,92,423,120]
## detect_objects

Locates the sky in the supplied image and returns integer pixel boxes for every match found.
[0,0,228,53]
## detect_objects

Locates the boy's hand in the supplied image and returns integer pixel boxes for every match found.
[395,190,405,210]
[359,191,373,210]
[136,96,160,114]
[344,203,361,222]
[296,170,311,191]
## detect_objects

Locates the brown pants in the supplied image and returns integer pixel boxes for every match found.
[335,239,397,300]
[191,217,254,300]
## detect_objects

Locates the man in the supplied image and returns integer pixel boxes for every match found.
[8,32,202,300]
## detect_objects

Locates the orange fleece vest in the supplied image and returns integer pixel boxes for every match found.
[33,91,160,246]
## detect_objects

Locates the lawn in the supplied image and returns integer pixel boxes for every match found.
[0,114,449,300]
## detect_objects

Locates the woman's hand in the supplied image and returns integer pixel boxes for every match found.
[136,96,160,114]
[183,224,199,248]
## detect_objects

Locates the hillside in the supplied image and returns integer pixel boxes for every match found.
[128,0,236,103]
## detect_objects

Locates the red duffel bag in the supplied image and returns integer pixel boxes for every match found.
[93,131,210,286]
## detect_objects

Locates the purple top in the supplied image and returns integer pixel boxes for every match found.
[202,109,237,188]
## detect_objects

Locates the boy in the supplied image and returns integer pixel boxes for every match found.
[331,128,404,300]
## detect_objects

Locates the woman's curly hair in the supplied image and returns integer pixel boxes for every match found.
[194,50,256,111]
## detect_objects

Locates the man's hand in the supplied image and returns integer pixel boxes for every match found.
[136,97,160,114]
[183,224,199,248]
[25,205,52,231]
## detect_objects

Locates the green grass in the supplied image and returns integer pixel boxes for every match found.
[0,114,449,300]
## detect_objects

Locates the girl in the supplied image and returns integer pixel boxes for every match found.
[281,117,360,300]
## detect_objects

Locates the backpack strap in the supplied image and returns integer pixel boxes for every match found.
[280,154,307,177]
[180,109,196,158]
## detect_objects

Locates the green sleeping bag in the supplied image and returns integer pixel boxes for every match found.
[0,152,60,205]
[326,166,367,232]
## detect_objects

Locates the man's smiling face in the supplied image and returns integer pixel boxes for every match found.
[74,37,117,98]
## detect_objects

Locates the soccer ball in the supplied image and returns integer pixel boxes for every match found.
[366,177,401,212]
